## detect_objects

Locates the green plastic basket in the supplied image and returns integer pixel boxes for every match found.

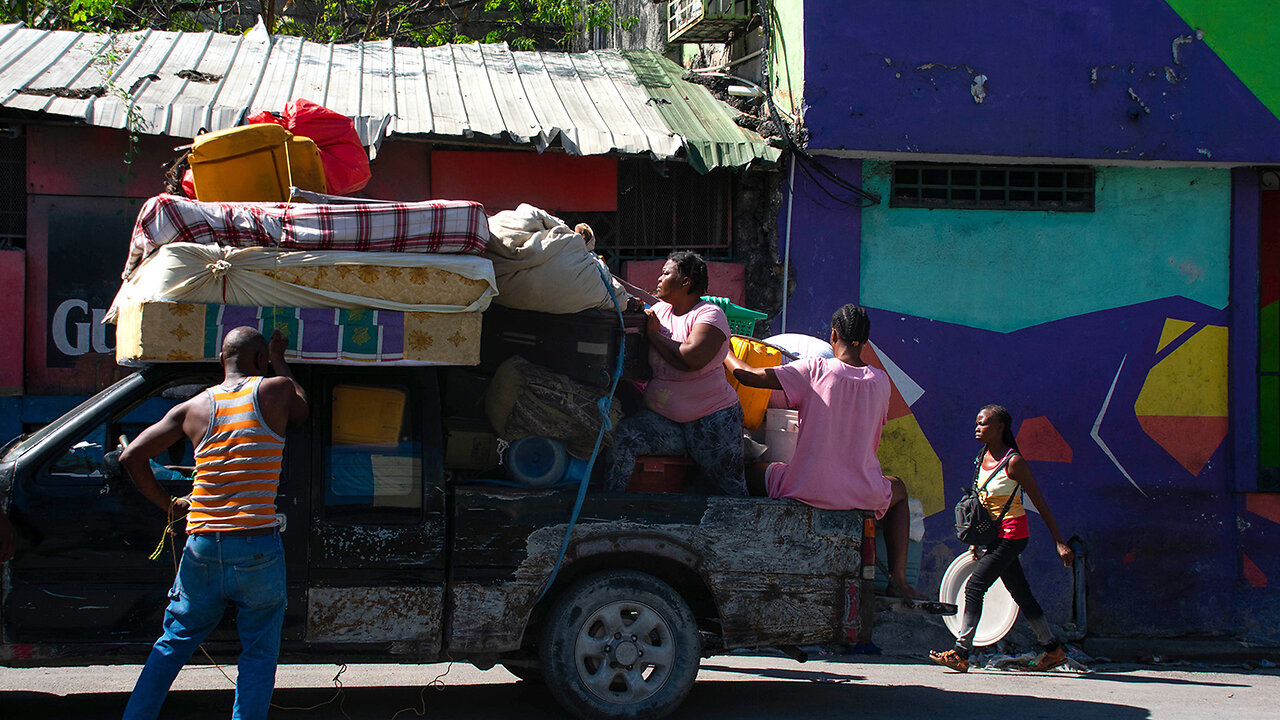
[702,296,767,336]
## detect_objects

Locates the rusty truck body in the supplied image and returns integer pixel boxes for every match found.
[0,362,878,719]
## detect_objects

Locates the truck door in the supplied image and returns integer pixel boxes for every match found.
[2,370,219,645]
[305,367,446,658]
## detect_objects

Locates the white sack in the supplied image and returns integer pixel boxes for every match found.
[486,204,626,314]
[106,243,498,322]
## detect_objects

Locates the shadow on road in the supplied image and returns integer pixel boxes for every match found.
[1,677,1152,720]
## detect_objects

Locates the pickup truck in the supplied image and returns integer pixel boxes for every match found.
[0,361,888,720]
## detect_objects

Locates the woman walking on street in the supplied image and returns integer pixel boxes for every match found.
[930,404,1074,673]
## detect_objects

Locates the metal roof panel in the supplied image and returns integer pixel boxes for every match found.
[0,25,775,171]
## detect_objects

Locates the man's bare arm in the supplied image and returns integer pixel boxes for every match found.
[267,329,308,424]
[120,404,191,515]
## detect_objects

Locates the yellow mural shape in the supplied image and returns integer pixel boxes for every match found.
[1157,318,1196,352]
[878,414,944,517]
[1134,324,1228,417]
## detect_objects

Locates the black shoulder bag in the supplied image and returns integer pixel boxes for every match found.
[953,450,1020,547]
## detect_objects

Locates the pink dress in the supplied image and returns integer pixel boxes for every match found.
[765,356,894,517]
[643,300,738,423]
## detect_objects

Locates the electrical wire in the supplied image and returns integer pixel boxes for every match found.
[755,0,880,208]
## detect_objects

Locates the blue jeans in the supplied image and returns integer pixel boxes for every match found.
[123,532,287,720]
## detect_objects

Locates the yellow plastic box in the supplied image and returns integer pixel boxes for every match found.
[726,336,783,431]
[332,385,406,445]
[189,123,327,202]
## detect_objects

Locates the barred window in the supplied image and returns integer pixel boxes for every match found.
[891,163,1095,212]
[0,133,25,247]
[588,160,732,261]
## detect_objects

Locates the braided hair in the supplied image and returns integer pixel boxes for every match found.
[831,304,871,345]
[980,404,1021,454]
[667,251,709,297]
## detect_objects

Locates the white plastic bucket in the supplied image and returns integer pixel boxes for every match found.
[760,409,799,463]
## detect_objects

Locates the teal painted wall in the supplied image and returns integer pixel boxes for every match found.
[858,163,1231,332]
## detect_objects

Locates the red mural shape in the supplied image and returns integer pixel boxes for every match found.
[1014,416,1073,463]
[861,345,912,421]
[1243,554,1269,589]
[1246,493,1280,526]
[1136,416,1230,475]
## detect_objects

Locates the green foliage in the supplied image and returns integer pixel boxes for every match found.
[1,1,640,50]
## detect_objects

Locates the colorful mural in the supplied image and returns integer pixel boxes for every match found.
[776,0,1280,642]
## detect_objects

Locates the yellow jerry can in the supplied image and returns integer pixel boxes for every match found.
[188,123,327,202]
[726,335,784,431]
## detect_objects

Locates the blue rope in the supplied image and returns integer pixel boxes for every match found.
[535,261,626,603]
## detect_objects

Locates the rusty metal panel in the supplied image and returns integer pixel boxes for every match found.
[447,490,866,654]
[307,586,442,651]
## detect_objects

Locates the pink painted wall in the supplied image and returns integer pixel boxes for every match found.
[0,249,23,394]
[623,260,746,306]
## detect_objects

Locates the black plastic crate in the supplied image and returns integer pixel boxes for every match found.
[480,306,650,389]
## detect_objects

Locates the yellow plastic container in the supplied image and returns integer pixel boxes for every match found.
[726,336,783,430]
[189,123,327,202]
[332,385,406,445]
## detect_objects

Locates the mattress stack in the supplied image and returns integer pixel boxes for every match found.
[110,193,495,367]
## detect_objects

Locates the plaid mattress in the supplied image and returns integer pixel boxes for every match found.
[124,194,489,279]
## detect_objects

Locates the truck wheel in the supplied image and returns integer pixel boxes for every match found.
[540,570,700,720]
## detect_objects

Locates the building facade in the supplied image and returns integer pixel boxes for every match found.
[765,0,1279,642]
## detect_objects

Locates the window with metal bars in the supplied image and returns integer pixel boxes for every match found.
[591,160,731,260]
[0,134,25,248]
[891,163,1095,212]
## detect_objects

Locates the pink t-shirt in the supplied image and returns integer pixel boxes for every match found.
[643,300,739,423]
[765,357,894,516]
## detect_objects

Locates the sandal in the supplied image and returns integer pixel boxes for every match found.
[1028,646,1068,672]
[929,648,969,673]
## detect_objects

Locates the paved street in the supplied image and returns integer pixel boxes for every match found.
[2,653,1277,719]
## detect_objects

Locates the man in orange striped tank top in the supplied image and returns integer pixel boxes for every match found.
[119,326,308,720]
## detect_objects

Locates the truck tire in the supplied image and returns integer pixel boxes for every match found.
[539,570,701,720]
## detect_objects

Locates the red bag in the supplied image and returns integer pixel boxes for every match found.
[245,99,371,195]
[181,99,371,197]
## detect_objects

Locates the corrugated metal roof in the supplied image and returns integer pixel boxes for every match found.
[0,23,778,171]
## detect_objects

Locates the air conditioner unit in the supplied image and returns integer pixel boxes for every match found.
[667,0,752,44]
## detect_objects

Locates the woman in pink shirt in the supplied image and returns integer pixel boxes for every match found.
[725,304,924,600]
[605,252,745,495]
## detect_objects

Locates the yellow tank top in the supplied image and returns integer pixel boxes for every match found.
[187,376,285,534]
[977,450,1028,539]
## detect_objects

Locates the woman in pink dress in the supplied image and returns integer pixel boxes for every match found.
[725,304,924,600]
[605,251,745,495]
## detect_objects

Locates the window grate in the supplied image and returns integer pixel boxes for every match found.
[601,160,732,260]
[891,163,1095,212]
[0,135,25,246]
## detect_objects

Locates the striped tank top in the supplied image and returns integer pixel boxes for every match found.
[188,376,285,534]
[977,451,1028,540]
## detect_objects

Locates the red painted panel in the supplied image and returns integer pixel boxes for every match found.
[622,260,746,305]
[28,126,179,199]
[25,196,139,395]
[432,151,616,213]
[361,140,432,201]
[1262,189,1279,306]
[0,250,24,394]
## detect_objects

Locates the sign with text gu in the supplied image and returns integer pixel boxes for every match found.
[26,196,139,395]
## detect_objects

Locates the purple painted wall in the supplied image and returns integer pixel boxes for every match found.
[802,0,1280,163]
[780,1,1280,642]
[777,156,864,338]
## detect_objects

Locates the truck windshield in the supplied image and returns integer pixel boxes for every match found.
[1,372,147,463]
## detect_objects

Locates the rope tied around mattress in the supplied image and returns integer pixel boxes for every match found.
[535,256,625,603]
[205,258,234,303]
